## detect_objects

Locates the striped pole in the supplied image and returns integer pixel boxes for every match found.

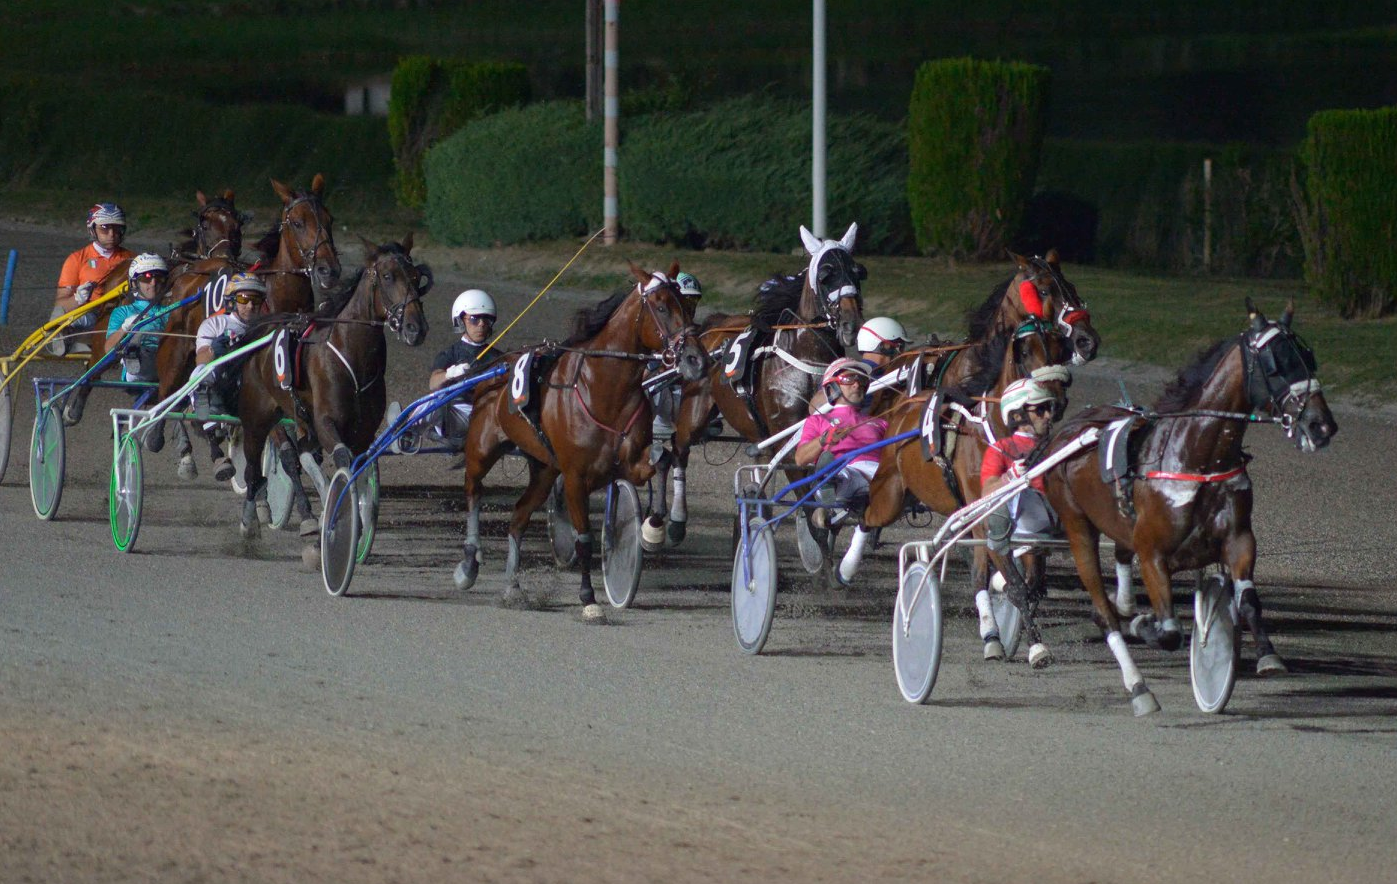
[1,250,17,325]
[812,0,827,238]
[603,0,619,244]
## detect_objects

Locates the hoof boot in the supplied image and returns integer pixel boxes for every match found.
[666,519,687,546]
[1130,687,1162,717]
[1256,654,1288,677]
[581,603,607,624]
[213,456,235,482]
[1028,643,1053,669]
[453,559,478,592]
[177,455,197,481]
[983,636,1005,661]
[640,516,666,552]
[298,517,318,537]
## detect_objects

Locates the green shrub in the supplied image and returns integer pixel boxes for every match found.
[1296,107,1397,318]
[621,94,911,253]
[388,57,530,209]
[906,58,1049,260]
[425,101,601,246]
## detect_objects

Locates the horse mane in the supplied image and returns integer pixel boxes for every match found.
[967,279,1011,341]
[955,325,1013,397]
[252,223,282,262]
[563,287,630,345]
[752,272,805,325]
[1154,337,1237,413]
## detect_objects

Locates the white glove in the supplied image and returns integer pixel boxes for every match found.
[73,282,95,305]
[121,315,139,331]
[444,362,470,380]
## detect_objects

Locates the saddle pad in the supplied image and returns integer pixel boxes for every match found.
[200,267,237,317]
[508,349,536,413]
[1099,416,1137,483]
[721,326,759,384]
[905,354,925,396]
[919,391,944,461]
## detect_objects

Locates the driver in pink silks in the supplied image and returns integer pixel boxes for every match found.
[793,357,887,530]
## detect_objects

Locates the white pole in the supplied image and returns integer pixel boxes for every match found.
[603,0,619,244]
[1202,157,1212,273]
[811,0,827,238]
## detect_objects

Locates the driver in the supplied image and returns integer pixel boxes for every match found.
[194,272,267,480]
[649,271,705,452]
[424,288,505,444]
[806,316,913,410]
[50,203,135,356]
[104,254,171,384]
[794,357,887,529]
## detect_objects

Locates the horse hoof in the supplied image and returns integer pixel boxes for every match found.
[666,519,687,546]
[1159,629,1183,652]
[640,516,666,552]
[256,501,272,526]
[240,520,260,540]
[1256,654,1288,677]
[500,585,532,610]
[143,427,166,454]
[300,544,320,570]
[62,402,83,427]
[1130,687,1162,717]
[177,455,198,481]
[983,637,1005,661]
[213,457,235,483]
[581,603,607,624]
[298,518,318,537]
[1028,643,1053,669]
[453,560,478,592]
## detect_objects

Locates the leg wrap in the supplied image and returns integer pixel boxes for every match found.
[837,526,872,585]
[1114,562,1136,615]
[975,589,998,640]
[1106,631,1145,693]
[669,468,687,523]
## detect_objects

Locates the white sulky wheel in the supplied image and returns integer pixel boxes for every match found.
[991,581,1024,660]
[893,561,944,704]
[29,404,66,521]
[109,432,144,553]
[263,444,296,530]
[0,383,14,485]
[546,474,578,568]
[319,468,360,597]
[795,507,828,575]
[355,461,379,564]
[299,449,328,501]
[601,479,643,609]
[1190,573,1238,714]
[731,518,778,655]
[228,436,248,494]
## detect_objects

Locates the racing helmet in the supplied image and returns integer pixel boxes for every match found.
[675,272,702,297]
[226,271,268,303]
[821,356,874,389]
[451,288,496,332]
[856,316,911,355]
[128,253,169,286]
[87,202,126,232]
[999,377,1057,427]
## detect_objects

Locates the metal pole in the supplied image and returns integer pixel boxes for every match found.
[603,0,620,244]
[811,0,827,238]
[585,0,602,122]
[1202,157,1213,273]
[0,250,17,325]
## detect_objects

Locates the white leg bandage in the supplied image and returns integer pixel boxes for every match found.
[669,467,687,522]
[975,589,996,639]
[1114,562,1136,615]
[838,526,872,584]
[1106,631,1144,692]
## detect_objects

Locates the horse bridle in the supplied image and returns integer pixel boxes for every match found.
[1241,322,1321,437]
[191,199,246,259]
[368,250,432,341]
[278,193,336,277]
[812,247,865,331]
[1024,256,1091,340]
[637,273,696,367]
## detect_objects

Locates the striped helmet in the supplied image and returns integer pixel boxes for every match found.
[128,253,169,283]
[226,271,268,299]
[999,377,1057,426]
[87,202,126,230]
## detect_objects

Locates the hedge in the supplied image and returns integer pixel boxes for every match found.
[425,101,601,246]
[388,57,531,209]
[906,58,1049,260]
[1296,107,1397,318]
[0,75,392,208]
[425,95,910,253]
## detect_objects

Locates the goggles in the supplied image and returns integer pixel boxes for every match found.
[135,271,166,282]
[231,291,264,305]
[465,314,495,325]
[834,371,870,385]
[1024,402,1054,416]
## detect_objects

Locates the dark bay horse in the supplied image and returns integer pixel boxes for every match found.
[141,176,341,473]
[1041,301,1336,714]
[236,237,429,538]
[642,223,867,548]
[455,265,709,619]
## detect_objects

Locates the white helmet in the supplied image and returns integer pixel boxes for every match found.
[857,316,911,354]
[128,253,169,284]
[676,272,702,297]
[452,288,496,331]
[999,377,1057,426]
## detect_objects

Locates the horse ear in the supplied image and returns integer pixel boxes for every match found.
[1045,248,1061,266]
[799,225,822,256]
[196,190,208,207]
[839,222,858,251]
[223,189,235,202]
[311,173,326,197]
[401,231,414,254]
[357,234,376,256]
[628,261,649,284]
[1246,297,1267,330]
[1281,298,1295,329]
[667,260,680,280]
[1008,250,1028,270]
[270,178,293,204]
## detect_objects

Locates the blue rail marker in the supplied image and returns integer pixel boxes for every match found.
[1,250,17,325]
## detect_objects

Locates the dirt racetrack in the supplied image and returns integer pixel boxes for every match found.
[2,220,1395,883]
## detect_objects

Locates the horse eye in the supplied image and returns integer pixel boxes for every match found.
[292,219,303,229]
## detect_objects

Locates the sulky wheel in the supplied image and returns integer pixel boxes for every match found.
[601,479,643,609]
[319,467,360,597]
[29,404,66,521]
[731,518,778,655]
[893,561,944,704]
[355,461,380,564]
[991,583,1024,660]
[1190,573,1238,714]
[263,443,295,530]
[794,507,830,575]
[546,474,578,568]
[0,383,13,485]
[228,436,248,494]
[109,432,144,553]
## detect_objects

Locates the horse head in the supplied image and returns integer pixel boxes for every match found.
[799,222,866,349]
[360,233,430,347]
[627,262,709,382]
[189,189,247,260]
[271,174,341,295]
[1243,298,1337,452]
[1009,250,1099,365]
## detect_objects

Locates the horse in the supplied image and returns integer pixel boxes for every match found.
[235,237,430,538]
[454,264,709,619]
[140,175,342,477]
[1040,300,1336,715]
[642,223,867,549]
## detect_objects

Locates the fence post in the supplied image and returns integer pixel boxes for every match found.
[1202,158,1213,273]
[1,250,17,325]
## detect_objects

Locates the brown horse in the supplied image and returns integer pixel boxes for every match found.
[1041,300,1336,715]
[140,176,341,473]
[643,223,867,548]
[60,188,250,429]
[455,264,709,618]
[236,237,430,537]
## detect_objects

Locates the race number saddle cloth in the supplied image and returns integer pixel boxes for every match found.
[271,322,319,392]
[506,346,564,462]
[916,388,997,506]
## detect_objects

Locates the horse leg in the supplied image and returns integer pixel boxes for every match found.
[455,440,508,592]
[1060,511,1160,716]
[1225,531,1286,675]
[1130,550,1183,651]
[62,383,93,426]
[175,421,197,480]
[500,462,560,609]
[562,472,604,622]
[1112,547,1137,616]
[667,452,690,546]
[313,410,353,471]
[641,443,672,552]
[240,421,269,540]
